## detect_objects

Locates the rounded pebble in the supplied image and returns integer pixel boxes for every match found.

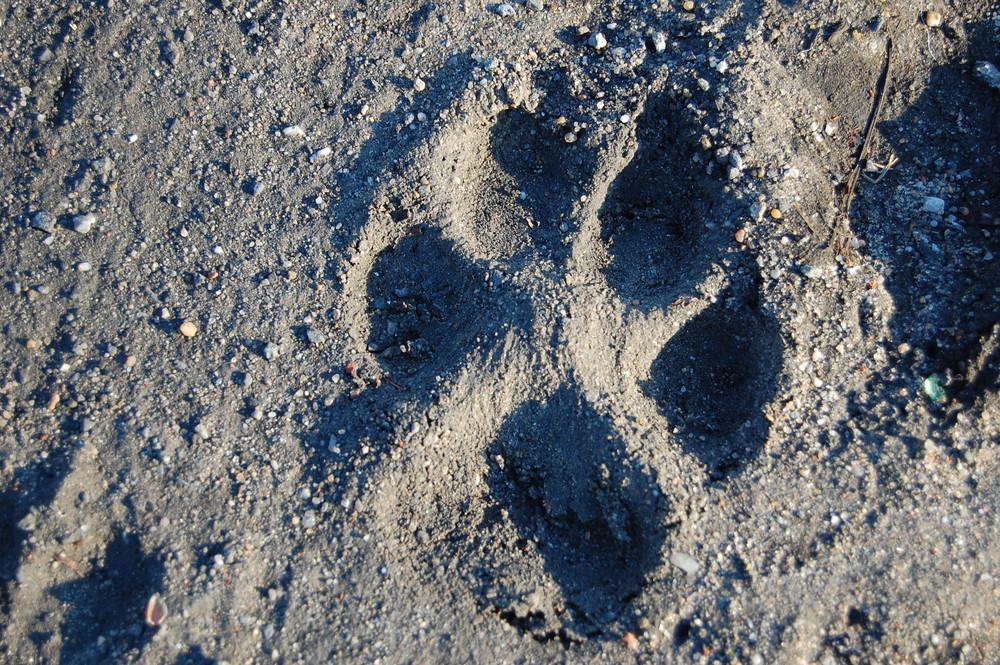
[924,10,943,27]
[179,321,198,337]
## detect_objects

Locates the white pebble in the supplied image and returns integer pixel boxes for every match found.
[282,124,306,138]
[669,552,701,574]
[494,2,515,16]
[77,262,92,272]
[588,32,607,49]
[72,213,96,234]
[309,147,332,164]
[922,197,946,215]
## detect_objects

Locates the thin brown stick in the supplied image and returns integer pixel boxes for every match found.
[842,38,894,215]
[793,202,818,236]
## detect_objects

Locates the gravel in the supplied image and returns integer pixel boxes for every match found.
[2,2,998,664]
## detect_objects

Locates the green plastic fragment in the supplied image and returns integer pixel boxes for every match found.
[922,376,946,401]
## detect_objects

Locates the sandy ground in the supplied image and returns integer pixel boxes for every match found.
[2,0,1000,663]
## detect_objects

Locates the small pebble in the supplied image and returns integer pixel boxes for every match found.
[669,551,700,574]
[72,213,96,234]
[282,125,306,138]
[301,511,318,528]
[801,265,824,279]
[697,78,710,91]
[922,197,946,215]
[305,328,325,344]
[682,0,695,10]
[651,32,667,52]
[588,32,608,49]
[735,228,747,243]
[413,77,426,92]
[770,208,782,219]
[975,62,1000,91]
[494,3,515,16]
[526,0,543,10]
[309,147,331,164]
[30,211,56,234]
[77,262,92,272]
[924,10,943,28]
[264,342,280,360]
[179,321,198,337]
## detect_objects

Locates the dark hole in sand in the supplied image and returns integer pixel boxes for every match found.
[599,93,723,311]
[366,227,500,383]
[644,296,783,479]
[486,385,665,641]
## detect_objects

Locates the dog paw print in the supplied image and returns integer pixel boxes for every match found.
[342,79,784,644]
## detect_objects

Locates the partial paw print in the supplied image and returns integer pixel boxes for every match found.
[598,93,723,312]
[365,226,506,387]
[1,452,166,664]
[338,77,785,645]
[485,385,666,641]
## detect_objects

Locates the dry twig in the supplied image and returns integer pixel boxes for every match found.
[841,38,894,215]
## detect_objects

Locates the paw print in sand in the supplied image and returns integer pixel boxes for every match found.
[342,78,784,645]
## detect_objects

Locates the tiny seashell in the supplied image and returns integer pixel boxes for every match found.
[145,593,168,626]
[309,147,332,164]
